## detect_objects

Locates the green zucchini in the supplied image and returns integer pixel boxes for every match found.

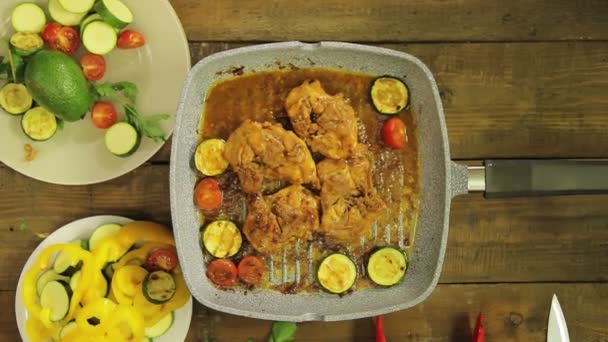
[57,0,95,14]
[80,13,103,34]
[9,32,43,57]
[194,139,229,176]
[202,220,242,258]
[36,269,69,296]
[21,107,58,141]
[11,3,46,33]
[317,253,357,294]
[370,76,409,115]
[367,247,407,286]
[59,321,78,339]
[143,271,176,304]
[0,83,32,115]
[94,0,134,30]
[40,281,71,322]
[144,311,174,338]
[104,122,140,157]
[89,223,122,251]
[82,21,118,55]
[48,0,87,26]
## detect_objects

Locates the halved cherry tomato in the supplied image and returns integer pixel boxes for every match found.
[117,30,146,49]
[91,101,118,129]
[50,26,80,55]
[238,255,266,286]
[194,178,222,212]
[207,259,237,288]
[381,117,407,149]
[80,54,106,81]
[145,248,178,272]
[41,22,61,46]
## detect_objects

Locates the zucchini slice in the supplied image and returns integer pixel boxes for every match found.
[48,0,87,26]
[21,107,58,141]
[89,223,122,251]
[195,139,229,176]
[80,13,103,34]
[40,281,71,322]
[11,3,46,33]
[9,32,43,57]
[317,253,357,294]
[59,321,78,339]
[94,0,134,30]
[82,21,118,55]
[202,220,242,258]
[370,76,409,115]
[367,247,407,286]
[143,271,176,304]
[57,0,95,14]
[53,241,82,276]
[144,311,174,338]
[68,270,80,291]
[74,239,89,251]
[104,122,140,157]
[36,269,69,296]
[0,83,32,115]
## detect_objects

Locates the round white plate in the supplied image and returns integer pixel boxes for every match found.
[0,0,190,185]
[15,215,193,342]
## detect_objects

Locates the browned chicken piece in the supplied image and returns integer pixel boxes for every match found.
[224,120,319,193]
[285,80,358,159]
[243,185,320,254]
[317,144,386,242]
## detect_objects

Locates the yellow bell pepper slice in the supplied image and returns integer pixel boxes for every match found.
[112,265,149,305]
[94,221,175,263]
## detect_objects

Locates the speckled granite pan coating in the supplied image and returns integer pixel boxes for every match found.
[170,42,469,322]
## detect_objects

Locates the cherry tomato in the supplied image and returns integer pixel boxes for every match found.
[237,255,266,286]
[207,258,238,288]
[91,101,118,129]
[145,248,178,272]
[117,30,146,49]
[52,26,80,55]
[381,117,407,149]
[41,22,62,46]
[194,178,223,212]
[80,54,106,81]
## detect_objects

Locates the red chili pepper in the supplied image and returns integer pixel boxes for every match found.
[375,315,387,342]
[472,312,484,342]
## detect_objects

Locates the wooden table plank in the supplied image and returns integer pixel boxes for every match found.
[4,283,607,341]
[152,41,608,162]
[168,0,608,42]
[2,165,606,290]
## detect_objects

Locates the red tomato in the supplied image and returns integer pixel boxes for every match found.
[41,22,62,46]
[194,178,222,212]
[145,248,178,272]
[381,117,407,149]
[207,259,238,288]
[237,255,266,286]
[117,30,146,49]
[80,54,106,81]
[91,101,118,129]
[52,27,80,55]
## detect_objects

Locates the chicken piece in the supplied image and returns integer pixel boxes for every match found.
[224,120,319,193]
[243,185,320,254]
[317,145,386,242]
[285,80,358,159]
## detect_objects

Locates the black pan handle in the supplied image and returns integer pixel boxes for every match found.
[467,159,608,198]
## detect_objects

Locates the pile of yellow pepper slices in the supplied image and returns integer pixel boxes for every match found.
[22,221,191,342]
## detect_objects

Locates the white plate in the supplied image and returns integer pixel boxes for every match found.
[15,215,193,342]
[0,0,190,185]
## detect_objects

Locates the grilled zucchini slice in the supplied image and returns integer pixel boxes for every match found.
[195,138,229,176]
[370,76,409,115]
[317,253,357,294]
[367,246,407,286]
[202,220,242,258]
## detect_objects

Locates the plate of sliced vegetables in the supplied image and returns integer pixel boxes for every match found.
[0,0,190,185]
[15,215,193,342]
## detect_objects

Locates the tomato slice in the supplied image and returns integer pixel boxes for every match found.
[52,26,80,55]
[91,101,118,129]
[194,178,223,212]
[145,248,178,272]
[80,54,106,81]
[117,30,146,49]
[381,117,407,149]
[238,255,266,286]
[207,259,237,288]
[41,22,61,46]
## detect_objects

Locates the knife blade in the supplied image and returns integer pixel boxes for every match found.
[547,294,570,342]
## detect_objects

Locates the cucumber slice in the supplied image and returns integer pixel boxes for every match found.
[95,0,133,29]
[21,107,58,142]
[195,139,229,176]
[36,269,69,296]
[143,271,176,304]
[57,0,95,14]
[82,21,118,55]
[202,220,242,258]
[104,122,140,157]
[59,321,78,339]
[8,47,25,83]
[317,253,357,294]
[145,311,174,338]
[370,76,410,115]
[9,32,43,57]
[11,3,46,33]
[367,247,407,286]
[0,83,32,115]
[40,281,71,322]
[49,0,87,26]
[89,223,122,251]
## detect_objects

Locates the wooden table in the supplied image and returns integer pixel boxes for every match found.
[2,0,608,340]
